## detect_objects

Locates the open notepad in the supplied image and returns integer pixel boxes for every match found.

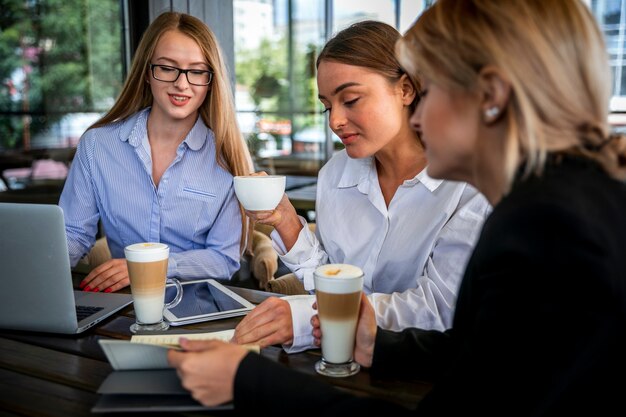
[99,329,258,370]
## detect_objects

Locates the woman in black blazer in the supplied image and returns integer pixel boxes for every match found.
[169,1,626,415]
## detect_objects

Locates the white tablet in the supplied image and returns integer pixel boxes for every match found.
[163,279,255,326]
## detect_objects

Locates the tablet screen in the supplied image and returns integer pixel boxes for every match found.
[164,280,248,318]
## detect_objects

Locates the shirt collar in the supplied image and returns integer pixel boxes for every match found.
[121,107,209,151]
[336,153,444,193]
[337,155,372,189]
[412,168,444,192]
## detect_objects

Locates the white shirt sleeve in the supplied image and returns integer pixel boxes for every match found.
[270,216,328,291]
[270,154,490,353]
[369,189,489,331]
[281,295,318,353]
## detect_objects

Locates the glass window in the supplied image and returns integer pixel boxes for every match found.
[400,1,430,33]
[234,0,426,177]
[0,0,123,189]
[589,0,626,113]
[333,0,395,32]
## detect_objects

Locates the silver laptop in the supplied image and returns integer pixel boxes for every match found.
[0,203,133,334]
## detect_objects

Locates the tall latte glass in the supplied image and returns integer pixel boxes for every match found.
[124,243,182,333]
[314,264,364,377]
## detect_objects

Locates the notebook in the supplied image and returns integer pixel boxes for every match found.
[92,369,233,413]
[0,203,133,334]
[93,331,242,413]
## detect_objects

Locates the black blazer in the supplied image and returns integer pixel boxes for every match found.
[234,156,626,416]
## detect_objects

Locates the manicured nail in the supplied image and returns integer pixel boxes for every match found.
[92,287,100,293]
[104,288,112,293]
[83,286,91,292]
[79,281,86,289]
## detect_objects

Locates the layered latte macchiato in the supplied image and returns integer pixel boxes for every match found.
[125,243,181,333]
[126,261,168,323]
[314,264,364,377]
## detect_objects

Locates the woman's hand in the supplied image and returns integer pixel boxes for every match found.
[244,194,296,230]
[168,339,248,406]
[233,297,294,347]
[79,258,129,293]
[242,172,303,250]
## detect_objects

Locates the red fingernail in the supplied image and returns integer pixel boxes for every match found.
[79,281,86,289]
[92,287,100,293]
[104,288,112,293]
[83,286,91,292]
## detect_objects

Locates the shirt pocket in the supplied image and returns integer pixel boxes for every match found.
[181,186,217,202]
[177,186,221,248]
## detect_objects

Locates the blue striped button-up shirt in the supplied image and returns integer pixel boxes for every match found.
[59,108,242,280]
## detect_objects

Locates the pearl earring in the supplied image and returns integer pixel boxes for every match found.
[485,106,500,119]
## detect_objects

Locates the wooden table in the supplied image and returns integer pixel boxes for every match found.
[0,284,432,415]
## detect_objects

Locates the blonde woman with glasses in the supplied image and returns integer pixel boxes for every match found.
[168,1,626,415]
[60,12,251,292]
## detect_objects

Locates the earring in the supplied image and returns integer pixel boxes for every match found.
[485,106,500,120]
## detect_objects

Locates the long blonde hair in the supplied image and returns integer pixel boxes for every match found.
[91,12,252,250]
[397,0,626,188]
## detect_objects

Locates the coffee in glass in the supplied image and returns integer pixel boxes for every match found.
[314,263,364,377]
[124,243,182,333]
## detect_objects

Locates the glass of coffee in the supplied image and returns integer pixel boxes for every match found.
[124,243,182,333]
[314,263,364,378]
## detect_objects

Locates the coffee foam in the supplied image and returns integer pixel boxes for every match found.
[314,264,363,294]
[124,242,169,263]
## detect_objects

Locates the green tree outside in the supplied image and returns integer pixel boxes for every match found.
[0,0,122,150]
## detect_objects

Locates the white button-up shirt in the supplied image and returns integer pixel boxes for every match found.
[272,150,491,352]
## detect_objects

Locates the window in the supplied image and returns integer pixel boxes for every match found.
[589,0,626,117]
[0,0,123,189]
[234,0,427,176]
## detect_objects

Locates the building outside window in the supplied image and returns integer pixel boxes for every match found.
[234,0,626,177]
[234,0,425,176]
[3,0,624,189]
[589,0,626,128]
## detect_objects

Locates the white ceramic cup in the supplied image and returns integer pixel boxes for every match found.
[314,263,364,378]
[124,243,182,333]
[233,175,286,211]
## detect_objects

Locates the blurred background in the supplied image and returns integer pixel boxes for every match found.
[0,0,623,204]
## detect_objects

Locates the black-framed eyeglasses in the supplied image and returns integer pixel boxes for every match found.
[149,64,213,86]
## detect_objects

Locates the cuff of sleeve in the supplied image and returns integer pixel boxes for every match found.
[67,237,89,267]
[271,216,314,259]
[282,295,317,353]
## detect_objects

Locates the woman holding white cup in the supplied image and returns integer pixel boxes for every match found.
[235,21,490,353]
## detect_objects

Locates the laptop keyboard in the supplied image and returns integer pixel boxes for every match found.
[76,305,104,321]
